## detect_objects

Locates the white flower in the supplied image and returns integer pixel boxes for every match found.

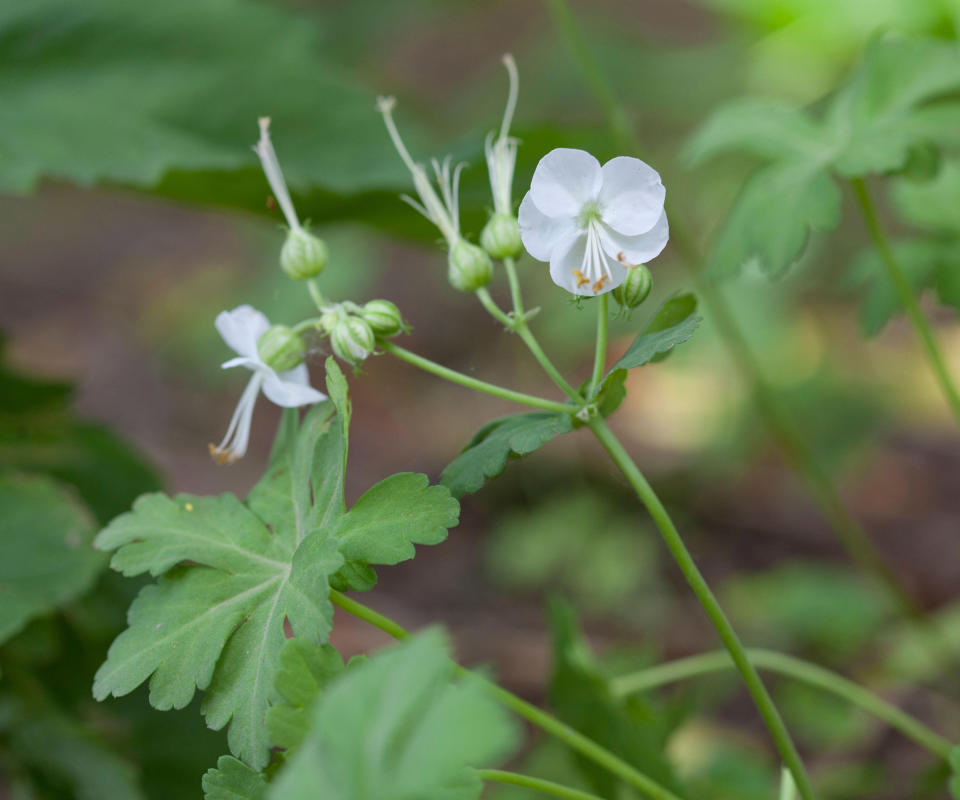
[518,148,669,296]
[209,305,326,464]
[485,54,519,216]
[377,96,465,249]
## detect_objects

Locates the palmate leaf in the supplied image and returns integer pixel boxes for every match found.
[608,293,701,373]
[94,360,460,769]
[267,630,518,800]
[690,36,960,278]
[0,473,105,645]
[440,412,573,499]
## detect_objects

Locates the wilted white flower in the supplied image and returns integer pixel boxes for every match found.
[210,305,326,464]
[518,148,668,296]
[485,54,519,218]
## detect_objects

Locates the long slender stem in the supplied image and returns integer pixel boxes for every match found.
[381,341,574,415]
[586,417,818,800]
[329,590,686,800]
[306,278,327,310]
[544,0,924,631]
[503,255,527,317]
[610,648,952,760]
[476,287,516,329]
[477,769,606,800]
[850,177,960,428]
[588,293,608,398]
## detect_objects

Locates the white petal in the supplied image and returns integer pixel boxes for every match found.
[518,192,579,262]
[262,364,327,408]
[599,210,669,266]
[530,148,602,218]
[598,156,666,235]
[215,305,271,360]
[221,356,260,371]
[547,231,626,296]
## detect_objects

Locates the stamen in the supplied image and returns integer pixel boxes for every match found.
[593,276,608,294]
[209,375,262,465]
[572,269,590,288]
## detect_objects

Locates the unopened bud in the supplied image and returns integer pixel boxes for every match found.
[330,316,375,366]
[281,228,328,280]
[480,213,522,259]
[257,325,305,373]
[361,300,405,338]
[448,240,493,292]
[612,264,653,309]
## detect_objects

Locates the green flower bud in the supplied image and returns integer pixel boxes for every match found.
[612,265,653,309]
[281,228,328,280]
[330,316,375,366]
[361,299,405,338]
[480,213,522,259]
[257,325,306,373]
[448,239,493,292]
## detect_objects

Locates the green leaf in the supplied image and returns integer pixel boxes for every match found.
[893,159,960,234]
[608,293,701,373]
[0,0,420,207]
[267,630,518,800]
[202,755,267,800]
[685,100,828,165]
[266,639,346,750]
[440,412,573,498]
[548,599,683,797]
[595,369,628,418]
[332,473,459,584]
[707,162,842,277]
[827,37,960,177]
[0,473,104,645]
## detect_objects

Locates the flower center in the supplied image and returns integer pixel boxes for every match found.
[572,218,615,295]
[577,201,603,229]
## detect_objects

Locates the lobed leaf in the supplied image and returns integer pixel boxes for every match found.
[267,630,518,800]
[608,293,702,374]
[202,755,267,800]
[440,413,573,498]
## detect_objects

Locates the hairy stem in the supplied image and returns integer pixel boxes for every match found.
[610,648,952,760]
[586,417,818,800]
[850,177,960,428]
[329,590,685,800]
[381,341,573,415]
[477,769,607,800]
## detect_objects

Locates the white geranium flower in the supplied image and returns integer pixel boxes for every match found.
[518,148,669,296]
[209,305,326,464]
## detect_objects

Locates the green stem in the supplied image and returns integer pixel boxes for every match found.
[586,417,818,800]
[609,648,952,760]
[850,177,960,428]
[329,590,685,800]
[306,278,327,310]
[476,287,516,329]
[477,769,607,800]
[292,316,325,336]
[502,257,585,403]
[588,293,608,398]
[381,341,574,415]
[545,0,924,636]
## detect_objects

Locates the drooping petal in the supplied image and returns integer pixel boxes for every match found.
[221,355,262,371]
[530,148,602,218]
[598,210,669,266]
[518,192,579,262]
[598,156,666,235]
[262,364,327,408]
[215,305,271,360]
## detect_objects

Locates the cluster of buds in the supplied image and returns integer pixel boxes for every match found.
[318,299,406,368]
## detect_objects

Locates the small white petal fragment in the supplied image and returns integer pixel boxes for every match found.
[529,148,602,218]
[214,305,270,361]
[597,156,665,235]
[253,117,301,232]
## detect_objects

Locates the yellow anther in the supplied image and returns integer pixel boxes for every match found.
[592,276,608,294]
[572,269,590,288]
[208,443,235,466]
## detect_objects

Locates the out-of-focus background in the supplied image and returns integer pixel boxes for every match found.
[3,0,960,798]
